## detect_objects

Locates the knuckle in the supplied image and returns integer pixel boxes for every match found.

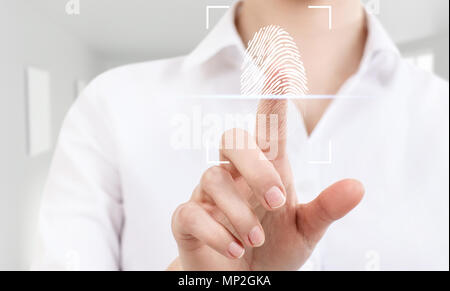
[231,209,258,232]
[172,202,197,228]
[201,166,227,187]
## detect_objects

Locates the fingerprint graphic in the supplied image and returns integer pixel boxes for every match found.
[241,25,308,96]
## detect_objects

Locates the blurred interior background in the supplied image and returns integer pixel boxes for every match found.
[0,0,448,270]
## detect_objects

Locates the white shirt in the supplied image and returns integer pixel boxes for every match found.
[33,3,449,271]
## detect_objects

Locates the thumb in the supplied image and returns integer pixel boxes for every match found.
[297,179,365,244]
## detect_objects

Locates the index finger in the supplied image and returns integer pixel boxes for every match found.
[242,25,307,160]
[255,98,288,160]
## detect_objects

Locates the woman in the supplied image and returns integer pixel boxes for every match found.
[34,0,449,270]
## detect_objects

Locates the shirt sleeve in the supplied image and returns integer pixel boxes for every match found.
[31,78,123,270]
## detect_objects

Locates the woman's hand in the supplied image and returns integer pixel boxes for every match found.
[170,99,364,270]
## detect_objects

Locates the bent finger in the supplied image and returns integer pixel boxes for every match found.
[200,166,265,247]
[220,128,287,210]
[172,202,245,259]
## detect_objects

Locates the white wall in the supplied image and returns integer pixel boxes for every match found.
[377,0,448,44]
[398,33,449,80]
[0,0,102,269]
[377,0,449,80]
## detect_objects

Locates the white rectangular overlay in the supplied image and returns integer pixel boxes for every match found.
[26,66,52,156]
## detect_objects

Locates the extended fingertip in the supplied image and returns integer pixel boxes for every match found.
[340,179,365,204]
[227,242,245,259]
[264,186,286,209]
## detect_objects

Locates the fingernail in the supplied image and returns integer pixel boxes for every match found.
[264,186,286,209]
[228,242,245,259]
[248,226,265,247]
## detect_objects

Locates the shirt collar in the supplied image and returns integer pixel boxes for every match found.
[363,10,400,57]
[183,1,245,71]
[183,2,400,71]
